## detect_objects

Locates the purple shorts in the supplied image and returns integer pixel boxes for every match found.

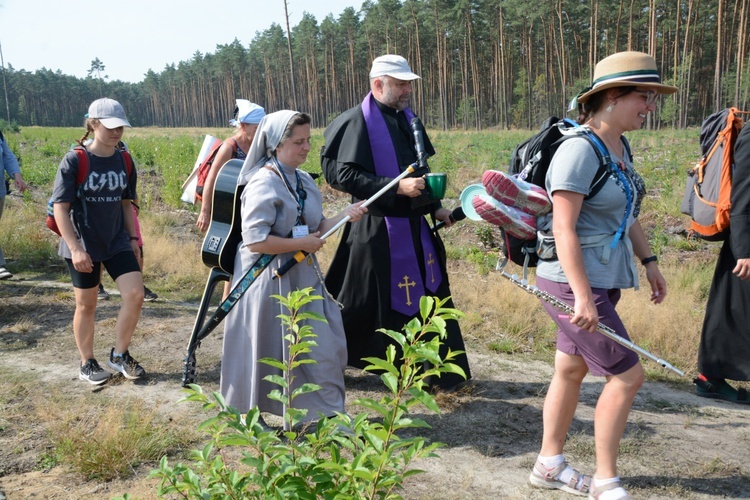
[536,276,639,377]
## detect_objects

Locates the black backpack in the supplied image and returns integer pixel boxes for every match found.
[503,117,631,268]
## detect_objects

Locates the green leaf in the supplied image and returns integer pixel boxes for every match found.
[263,374,288,388]
[380,372,399,393]
[266,389,285,403]
[294,311,327,322]
[419,295,436,319]
[291,358,318,365]
[361,357,399,376]
[259,358,287,371]
[407,387,440,413]
[291,383,322,397]
[440,362,467,378]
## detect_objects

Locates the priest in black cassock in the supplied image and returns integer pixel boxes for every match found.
[695,121,750,404]
[321,54,471,390]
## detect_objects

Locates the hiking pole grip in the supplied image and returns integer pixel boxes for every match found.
[272,163,417,280]
[495,258,685,377]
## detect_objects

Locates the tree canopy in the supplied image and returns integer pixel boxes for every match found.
[2,0,748,130]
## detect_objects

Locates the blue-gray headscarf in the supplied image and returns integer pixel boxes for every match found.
[237,110,299,186]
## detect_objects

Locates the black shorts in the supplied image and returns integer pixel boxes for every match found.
[65,250,141,289]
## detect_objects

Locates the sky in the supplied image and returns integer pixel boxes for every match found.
[0,0,362,83]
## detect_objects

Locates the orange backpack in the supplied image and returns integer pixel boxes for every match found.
[681,107,750,241]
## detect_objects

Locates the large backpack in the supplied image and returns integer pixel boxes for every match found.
[195,138,238,201]
[680,107,749,241]
[503,117,631,268]
[46,147,134,236]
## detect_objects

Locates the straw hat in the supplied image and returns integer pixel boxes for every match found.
[576,51,677,104]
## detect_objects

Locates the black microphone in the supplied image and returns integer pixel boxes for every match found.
[410,117,429,169]
[432,206,466,232]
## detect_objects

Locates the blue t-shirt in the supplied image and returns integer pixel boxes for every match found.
[51,149,137,262]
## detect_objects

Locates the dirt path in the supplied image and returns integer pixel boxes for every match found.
[1,277,750,499]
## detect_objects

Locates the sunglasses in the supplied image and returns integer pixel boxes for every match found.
[634,89,659,106]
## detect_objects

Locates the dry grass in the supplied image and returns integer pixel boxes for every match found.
[48,398,195,481]
[0,365,198,482]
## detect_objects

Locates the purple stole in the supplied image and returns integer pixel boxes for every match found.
[361,92,442,316]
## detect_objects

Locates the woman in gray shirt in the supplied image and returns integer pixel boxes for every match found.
[528,52,671,500]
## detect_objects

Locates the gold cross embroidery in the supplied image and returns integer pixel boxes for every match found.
[398,275,416,306]
[427,253,436,283]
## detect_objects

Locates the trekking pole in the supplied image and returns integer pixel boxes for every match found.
[272,162,418,279]
[495,257,684,377]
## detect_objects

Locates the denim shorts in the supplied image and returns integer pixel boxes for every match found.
[536,276,639,376]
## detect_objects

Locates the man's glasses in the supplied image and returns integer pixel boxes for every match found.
[634,89,659,107]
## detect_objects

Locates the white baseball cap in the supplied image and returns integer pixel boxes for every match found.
[87,98,131,128]
[369,55,420,81]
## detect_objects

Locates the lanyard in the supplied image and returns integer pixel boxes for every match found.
[273,157,306,223]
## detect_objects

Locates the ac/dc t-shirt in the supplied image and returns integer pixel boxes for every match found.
[51,149,137,262]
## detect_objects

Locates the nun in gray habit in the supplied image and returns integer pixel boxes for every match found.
[220,110,366,423]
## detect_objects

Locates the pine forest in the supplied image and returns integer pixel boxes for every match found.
[1,0,748,130]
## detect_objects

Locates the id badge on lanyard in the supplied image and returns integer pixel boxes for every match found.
[292,225,309,238]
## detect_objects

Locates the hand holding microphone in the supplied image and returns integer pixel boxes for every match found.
[432,206,466,231]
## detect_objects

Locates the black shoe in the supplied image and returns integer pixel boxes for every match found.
[79,359,111,385]
[143,286,158,302]
[695,376,750,405]
[98,284,110,300]
[108,349,146,379]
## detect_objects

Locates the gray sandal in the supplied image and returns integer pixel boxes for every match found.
[528,459,592,496]
[587,479,632,500]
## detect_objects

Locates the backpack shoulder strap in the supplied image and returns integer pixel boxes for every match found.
[205,141,225,165]
[570,131,611,200]
[72,146,89,185]
[120,150,134,177]
[72,147,133,184]
[226,137,240,157]
[621,135,632,162]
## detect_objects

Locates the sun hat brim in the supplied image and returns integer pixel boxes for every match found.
[577,80,678,103]
[576,51,677,103]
